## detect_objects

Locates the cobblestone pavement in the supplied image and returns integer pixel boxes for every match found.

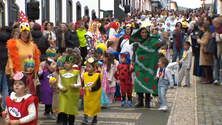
[197,82,222,125]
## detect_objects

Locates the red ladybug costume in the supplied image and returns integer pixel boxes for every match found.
[116,63,132,101]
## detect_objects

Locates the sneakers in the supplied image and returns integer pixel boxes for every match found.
[127,100,133,107]
[213,80,219,84]
[51,114,57,120]
[159,106,168,111]
[81,119,88,125]
[121,100,126,106]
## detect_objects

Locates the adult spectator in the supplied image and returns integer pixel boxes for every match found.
[0,27,12,112]
[83,15,89,30]
[41,20,48,32]
[212,17,222,85]
[56,23,67,53]
[204,16,215,34]
[75,17,82,30]
[31,23,50,62]
[43,22,57,46]
[197,23,213,84]
[12,28,19,39]
[77,22,87,64]
[65,22,80,49]
[172,22,185,62]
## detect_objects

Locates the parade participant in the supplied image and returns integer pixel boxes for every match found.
[129,21,165,108]
[39,58,57,119]
[178,41,192,87]
[82,57,102,125]
[6,11,40,78]
[58,55,81,125]
[23,54,41,100]
[154,57,174,111]
[102,52,117,103]
[3,72,38,125]
[85,21,105,53]
[49,56,64,124]
[39,46,57,71]
[116,52,133,106]
[108,20,119,39]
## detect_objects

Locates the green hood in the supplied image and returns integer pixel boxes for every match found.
[129,27,150,44]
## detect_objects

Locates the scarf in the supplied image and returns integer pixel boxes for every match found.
[175,30,182,51]
[124,34,130,40]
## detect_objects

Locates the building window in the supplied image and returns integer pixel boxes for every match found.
[8,0,19,24]
[76,1,81,22]
[55,0,62,22]
[42,0,49,21]
[84,6,89,17]
[67,0,72,23]
[91,9,96,20]
[0,0,4,26]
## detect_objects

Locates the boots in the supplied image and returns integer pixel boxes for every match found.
[134,93,144,108]
[145,93,151,108]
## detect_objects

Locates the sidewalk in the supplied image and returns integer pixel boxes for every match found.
[197,82,222,125]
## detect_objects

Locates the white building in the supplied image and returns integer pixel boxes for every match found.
[0,0,99,26]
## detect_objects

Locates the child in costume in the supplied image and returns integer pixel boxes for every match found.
[102,52,117,104]
[39,46,57,71]
[3,72,38,125]
[82,57,102,125]
[112,51,121,101]
[116,52,133,106]
[178,41,192,87]
[154,57,174,111]
[49,56,64,124]
[38,58,57,119]
[58,55,81,125]
[24,54,41,101]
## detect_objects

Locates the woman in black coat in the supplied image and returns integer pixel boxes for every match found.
[65,22,80,49]
[31,23,50,62]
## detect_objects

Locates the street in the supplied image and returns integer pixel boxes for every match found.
[36,88,176,125]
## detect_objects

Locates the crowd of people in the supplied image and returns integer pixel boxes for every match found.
[0,7,221,125]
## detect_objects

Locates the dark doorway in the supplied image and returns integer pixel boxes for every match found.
[67,0,72,23]
[76,1,81,22]
[91,9,96,20]
[84,6,89,17]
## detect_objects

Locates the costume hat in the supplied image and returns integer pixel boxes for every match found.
[24,54,35,69]
[19,11,30,32]
[46,46,57,57]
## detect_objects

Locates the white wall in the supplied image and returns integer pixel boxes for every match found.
[100,0,114,11]
[73,0,99,22]
[5,0,99,26]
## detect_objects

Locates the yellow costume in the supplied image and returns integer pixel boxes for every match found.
[83,72,102,116]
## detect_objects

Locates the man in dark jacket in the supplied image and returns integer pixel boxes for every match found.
[31,23,50,62]
[0,28,11,114]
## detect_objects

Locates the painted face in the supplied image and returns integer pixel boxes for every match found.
[64,61,73,70]
[140,29,148,39]
[86,63,95,74]
[13,80,27,95]
[26,66,34,74]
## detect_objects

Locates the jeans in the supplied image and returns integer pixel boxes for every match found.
[172,46,183,62]
[158,78,169,107]
[0,70,9,110]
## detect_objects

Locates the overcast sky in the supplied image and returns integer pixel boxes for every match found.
[173,0,202,9]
